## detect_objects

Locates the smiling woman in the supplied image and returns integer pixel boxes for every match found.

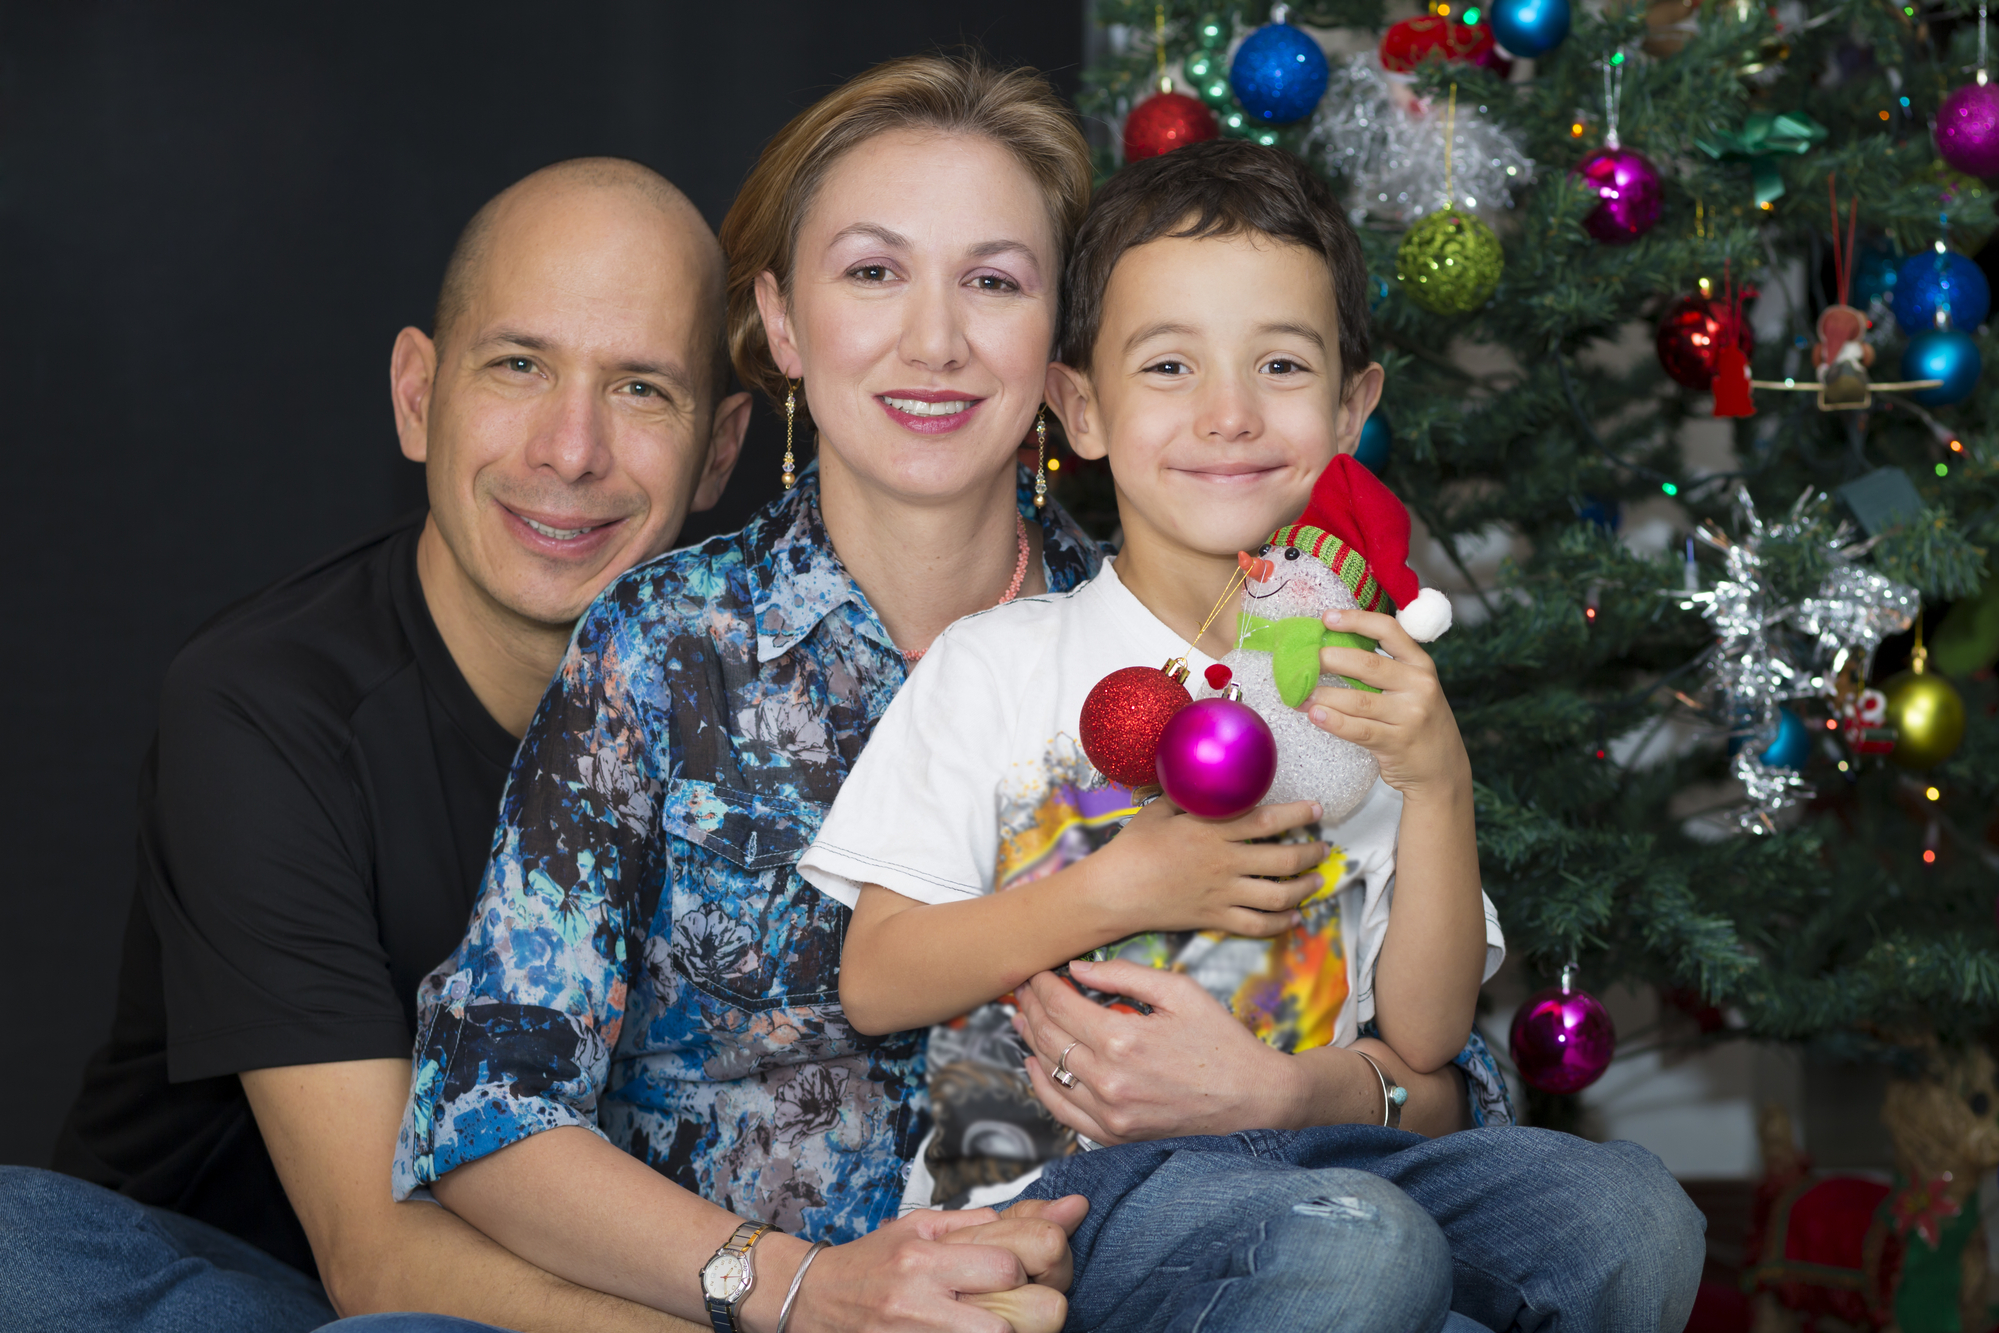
[390,54,1104,1333]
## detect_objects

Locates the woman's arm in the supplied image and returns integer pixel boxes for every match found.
[431,1127,1083,1333]
[1008,959,1470,1143]
[1308,607,1487,1073]
[838,799,1329,1035]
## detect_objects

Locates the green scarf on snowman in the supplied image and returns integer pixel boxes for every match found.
[1232,454,1453,708]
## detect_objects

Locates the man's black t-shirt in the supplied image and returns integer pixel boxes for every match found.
[52,514,519,1275]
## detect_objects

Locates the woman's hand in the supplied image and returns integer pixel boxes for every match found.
[1305,607,1470,800]
[785,1195,1086,1333]
[1010,957,1314,1143]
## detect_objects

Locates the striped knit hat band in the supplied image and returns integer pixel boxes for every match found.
[1265,522,1392,614]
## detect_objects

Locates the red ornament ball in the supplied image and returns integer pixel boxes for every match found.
[1656,292,1755,390]
[1080,665,1193,788]
[1123,91,1220,163]
[1508,981,1616,1094]
[1379,14,1506,74]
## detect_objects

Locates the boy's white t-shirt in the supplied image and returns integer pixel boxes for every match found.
[797,559,1504,1211]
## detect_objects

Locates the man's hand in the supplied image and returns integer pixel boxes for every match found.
[789,1198,1087,1333]
[243,1059,696,1331]
[1087,796,1327,939]
[1305,607,1471,800]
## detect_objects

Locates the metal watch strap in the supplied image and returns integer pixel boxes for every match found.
[703,1221,772,1333]
[1355,1051,1408,1130]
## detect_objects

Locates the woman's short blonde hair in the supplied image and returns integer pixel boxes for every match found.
[720,53,1092,414]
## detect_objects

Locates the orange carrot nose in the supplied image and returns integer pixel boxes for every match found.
[1238,551,1274,582]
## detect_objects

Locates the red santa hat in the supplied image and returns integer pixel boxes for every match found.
[1264,453,1454,642]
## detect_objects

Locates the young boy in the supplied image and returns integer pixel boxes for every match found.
[798,141,1701,1333]
[801,132,1504,1137]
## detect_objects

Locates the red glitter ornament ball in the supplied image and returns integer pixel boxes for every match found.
[1378,14,1506,74]
[1080,664,1193,788]
[1122,91,1220,163]
[1656,292,1755,390]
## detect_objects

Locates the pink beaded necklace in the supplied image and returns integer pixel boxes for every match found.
[900,512,1031,664]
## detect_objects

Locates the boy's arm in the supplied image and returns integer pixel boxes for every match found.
[838,799,1330,1035]
[1308,607,1488,1074]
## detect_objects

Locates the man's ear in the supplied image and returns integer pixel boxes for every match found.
[1044,362,1104,461]
[753,272,803,379]
[1332,362,1385,457]
[691,390,754,513]
[390,327,439,463]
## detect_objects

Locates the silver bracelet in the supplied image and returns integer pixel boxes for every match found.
[775,1239,828,1333]
[1353,1050,1407,1130]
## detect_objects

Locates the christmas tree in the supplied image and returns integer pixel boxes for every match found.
[1067,0,1999,1116]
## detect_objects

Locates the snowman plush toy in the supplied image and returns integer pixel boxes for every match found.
[1219,453,1453,826]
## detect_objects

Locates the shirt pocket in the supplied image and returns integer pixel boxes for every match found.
[659,778,846,1014]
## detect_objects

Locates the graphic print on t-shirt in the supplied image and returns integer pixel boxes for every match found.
[986,734,1354,1056]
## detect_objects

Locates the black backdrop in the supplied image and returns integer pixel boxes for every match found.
[0,1,1085,1167]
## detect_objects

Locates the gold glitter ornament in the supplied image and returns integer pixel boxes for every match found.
[1396,206,1504,314]
[1884,628,1966,770]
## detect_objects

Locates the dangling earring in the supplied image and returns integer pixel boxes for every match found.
[781,379,799,490]
[1033,405,1048,510]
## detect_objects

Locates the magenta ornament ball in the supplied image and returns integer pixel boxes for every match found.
[1574,148,1662,245]
[1508,982,1616,1094]
[1938,83,1999,177]
[1154,698,1277,820]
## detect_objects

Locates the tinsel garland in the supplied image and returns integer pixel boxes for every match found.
[1306,52,1534,224]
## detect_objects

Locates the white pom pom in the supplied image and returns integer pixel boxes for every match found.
[1396,587,1453,642]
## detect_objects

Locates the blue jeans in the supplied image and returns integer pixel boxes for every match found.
[1011,1125,1705,1333]
[0,1167,507,1333]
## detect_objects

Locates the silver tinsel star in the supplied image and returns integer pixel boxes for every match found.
[1679,486,1918,834]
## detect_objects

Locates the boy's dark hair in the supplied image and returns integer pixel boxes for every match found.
[1060,139,1370,395]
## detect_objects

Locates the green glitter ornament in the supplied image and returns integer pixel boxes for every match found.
[1395,207,1504,315]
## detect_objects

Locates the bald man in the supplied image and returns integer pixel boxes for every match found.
[4,159,749,1333]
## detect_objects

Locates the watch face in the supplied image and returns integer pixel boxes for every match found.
[702,1252,749,1301]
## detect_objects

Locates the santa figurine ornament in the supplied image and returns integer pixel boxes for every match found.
[1221,453,1453,826]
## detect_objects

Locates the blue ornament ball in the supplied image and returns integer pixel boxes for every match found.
[1230,22,1330,124]
[1489,0,1571,58]
[1354,412,1393,473]
[1902,328,1983,406]
[1756,707,1812,771]
[1892,250,1990,334]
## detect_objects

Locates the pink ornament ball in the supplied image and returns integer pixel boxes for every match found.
[1154,698,1277,820]
[1574,148,1662,245]
[1508,982,1616,1094]
[1938,83,1999,177]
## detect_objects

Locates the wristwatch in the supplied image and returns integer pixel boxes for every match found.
[701,1220,774,1333]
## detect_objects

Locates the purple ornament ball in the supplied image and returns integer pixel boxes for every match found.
[1508,982,1616,1094]
[1938,83,1999,178]
[1155,698,1277,820]
[1574,148,1662,245]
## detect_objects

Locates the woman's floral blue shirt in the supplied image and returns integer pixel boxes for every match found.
[391,465,1102,1243]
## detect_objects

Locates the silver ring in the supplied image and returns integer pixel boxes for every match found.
[1052,1040,1082,1090]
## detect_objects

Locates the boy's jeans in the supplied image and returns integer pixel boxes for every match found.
[1011,1124,1706,1333]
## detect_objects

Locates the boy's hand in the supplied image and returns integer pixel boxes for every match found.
[1306,608,1471,799]
[1088,797,1327,940]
